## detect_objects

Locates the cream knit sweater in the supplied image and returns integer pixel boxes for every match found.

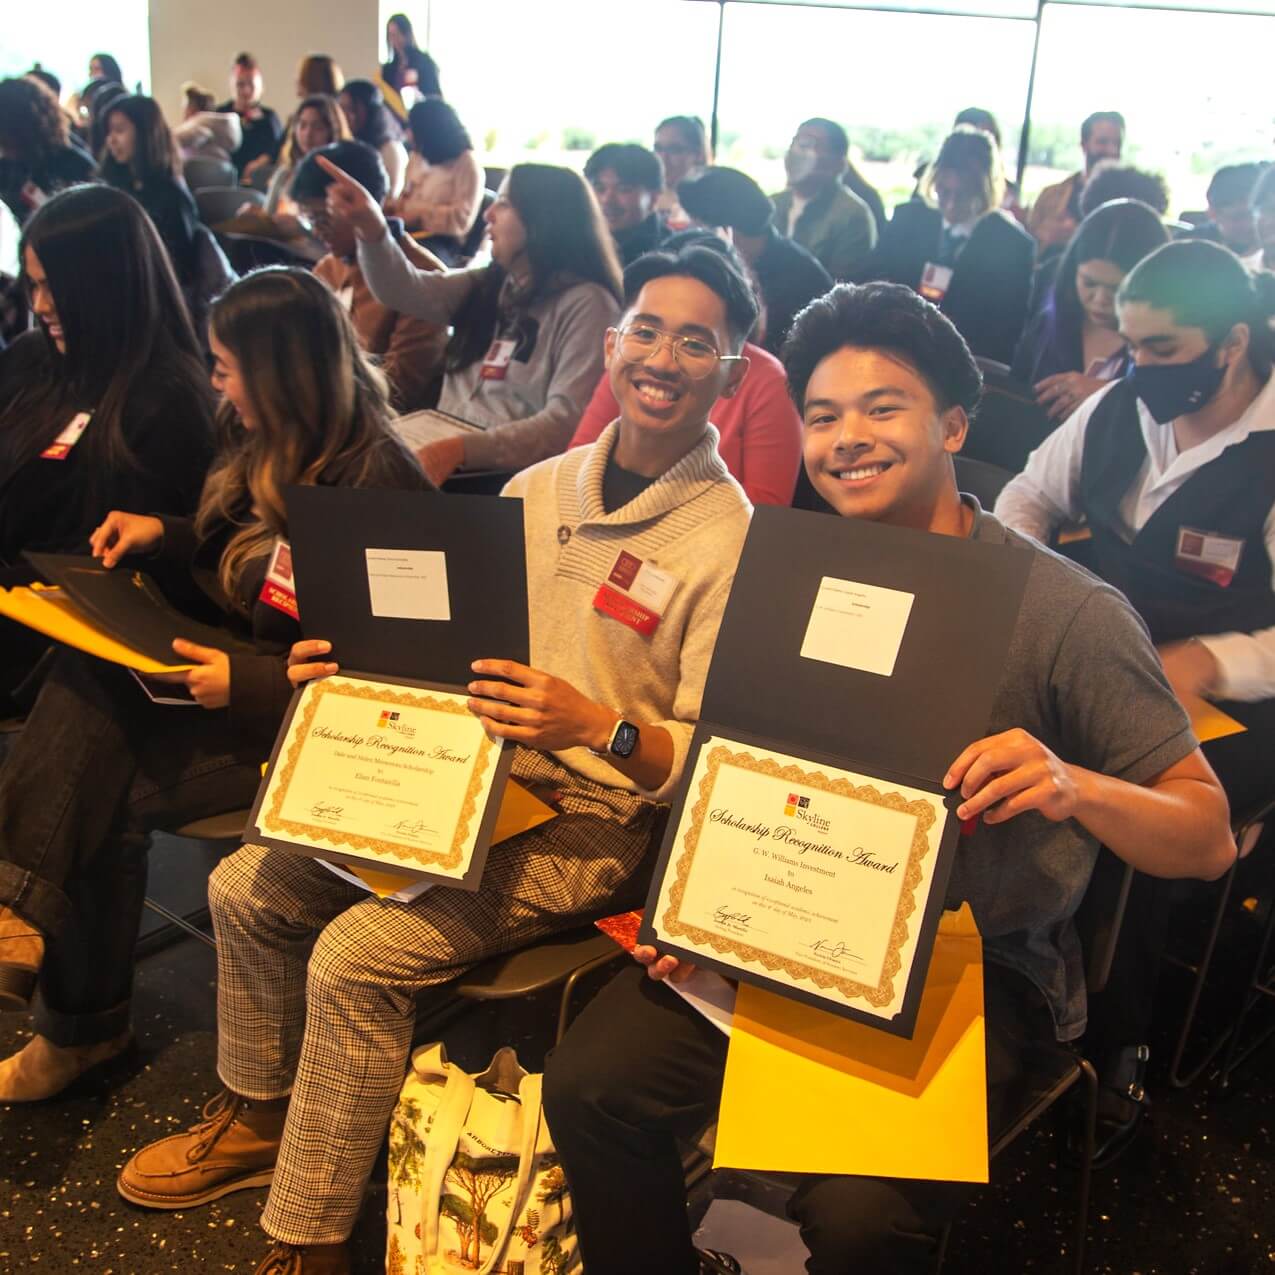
[502,421,752,803]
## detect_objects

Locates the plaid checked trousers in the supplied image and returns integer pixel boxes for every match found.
[208,749,658,1245]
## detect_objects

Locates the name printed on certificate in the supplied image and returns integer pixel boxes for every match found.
[256,675,500,879]
[651,738,947,1020]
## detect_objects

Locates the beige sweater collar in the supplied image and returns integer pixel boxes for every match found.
[573,421,731,526]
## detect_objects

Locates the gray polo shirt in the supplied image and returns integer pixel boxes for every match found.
[950,504,1197,1040]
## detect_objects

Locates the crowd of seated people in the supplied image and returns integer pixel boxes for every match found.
[0,31,1273,1275]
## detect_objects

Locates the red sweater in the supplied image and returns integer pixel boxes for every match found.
[567,341,802,507]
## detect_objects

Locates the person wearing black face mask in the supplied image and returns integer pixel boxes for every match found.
[996,238,1275,1167]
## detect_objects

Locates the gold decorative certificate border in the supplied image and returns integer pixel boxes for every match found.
[262,679,496,869]
[660,744,937,1008]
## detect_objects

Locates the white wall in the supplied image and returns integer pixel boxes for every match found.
[148,0,381,127]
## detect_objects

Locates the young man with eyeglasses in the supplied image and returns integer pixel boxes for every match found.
[114,244,757,1275]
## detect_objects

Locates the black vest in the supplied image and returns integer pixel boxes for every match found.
[1078,378,1275,645]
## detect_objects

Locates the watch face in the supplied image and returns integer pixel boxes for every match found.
[612,721,640,758]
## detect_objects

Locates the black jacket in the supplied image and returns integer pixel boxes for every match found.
[0,146,97,227]
[861,201,1035,365]
[0,331,215,571]
[103,170,201,286]
[216,102,285,176]
[753,227,833,357]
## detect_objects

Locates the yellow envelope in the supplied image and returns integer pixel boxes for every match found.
[1182,692,1246,744]
[0,585,193,673]
[340,778,558,897]
[715,904,988,1183]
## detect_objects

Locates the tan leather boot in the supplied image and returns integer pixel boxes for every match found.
[252,1241,351,1275]
[0,1031,132,1102]
[117,1088,286,1209]
[0,906,44,1010]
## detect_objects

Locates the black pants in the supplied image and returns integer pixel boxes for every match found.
[1084,701,1275,1065]
[0,650,264,1045]
[543,962,1056,1275]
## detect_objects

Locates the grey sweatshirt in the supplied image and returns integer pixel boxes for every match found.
[358,234,619,473]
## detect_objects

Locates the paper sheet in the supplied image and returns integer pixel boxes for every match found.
[714,904,987,1183]
[365,548,451,621]
[392,408,484,451]
[799,577,915,677]
[1182,693,1246,744]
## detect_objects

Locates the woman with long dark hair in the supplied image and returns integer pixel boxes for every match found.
[1012,199,1169,419]
[381,12,442,104]
[0,267,428,1102]
[322,156,623,484]
[261,92,350,225]
[338,79,407,199]
[0,77,97,227]
[99,94,200,288]
[391,97,482,247]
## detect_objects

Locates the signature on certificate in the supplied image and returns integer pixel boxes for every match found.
[713,906,754,930]
[806,938,860,965]
[390,818,436,840]
[310,802,344,821]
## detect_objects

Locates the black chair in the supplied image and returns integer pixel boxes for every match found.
[248,163,277,194]
[483,167,507,194]
[457,189,494,263]
[953,455,1013,510]
[1165,794,1275,1088]
[966,358,1056,475]
[196,186,263,225]
[183,156,236,191]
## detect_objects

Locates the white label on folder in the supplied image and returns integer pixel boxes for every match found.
[365,548,451,621]
[799,577,915,677]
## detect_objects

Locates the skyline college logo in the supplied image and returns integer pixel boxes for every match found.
[376,709,416,738]
[784,791,831,834]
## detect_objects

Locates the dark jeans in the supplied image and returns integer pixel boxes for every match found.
[0,650,264,1045]
[543,962,1056,1275]
[1084,703,1275,1065]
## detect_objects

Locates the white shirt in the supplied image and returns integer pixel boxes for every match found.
[994,373,1275,701]
[785,193,809,239]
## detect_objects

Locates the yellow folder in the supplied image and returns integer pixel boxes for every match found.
[339,778,558,898]
[0,584,193,673]
[1182,692,1246,744]
[714,904,988,1183]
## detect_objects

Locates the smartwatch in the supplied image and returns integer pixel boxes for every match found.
[593,718,640,759]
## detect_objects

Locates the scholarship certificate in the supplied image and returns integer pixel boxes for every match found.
[647,736,948,1023]
[250,674,504,886]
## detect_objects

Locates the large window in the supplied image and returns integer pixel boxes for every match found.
[716,1,1035,207]
[1028,2,1275,213]
[381,0,719,170]
[0,0,150,96]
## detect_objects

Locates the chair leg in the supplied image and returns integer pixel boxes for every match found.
[1073,1059,1099,1275]
[140,897,216,952]
[1167,862,1237,1088]
[933,1219,953,1272]
[554,949,624,1046]
[1214,883,1275,1090]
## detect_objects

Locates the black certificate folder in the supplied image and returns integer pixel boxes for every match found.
[246,488,529,891]
[640,505,1032,1037]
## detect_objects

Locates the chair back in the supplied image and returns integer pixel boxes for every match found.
[183,156,236,191]
[953,455,1013,511]
[248,163,277,193]
[196,186,263,225]
[966,358,1056,474]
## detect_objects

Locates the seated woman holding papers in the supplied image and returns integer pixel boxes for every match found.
[0,267,426,1102]
[0,184,215,705]
[115,242,758,1275]
[316,153,622,486]
[997,240,1275,1163]
[542,282,1234,1275]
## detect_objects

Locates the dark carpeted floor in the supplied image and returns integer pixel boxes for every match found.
[2,837,1274,1274]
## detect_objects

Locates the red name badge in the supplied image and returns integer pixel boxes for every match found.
[480,338,517,381]
[593,550,678,636]
[259,537,300,619]
[41,411,91,460]
[1175,526,1243,588]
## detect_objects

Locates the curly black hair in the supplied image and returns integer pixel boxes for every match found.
[0,76,68,161]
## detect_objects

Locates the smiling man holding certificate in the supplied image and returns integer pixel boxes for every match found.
[543,282,1236,1275]
[117,242,758,1275]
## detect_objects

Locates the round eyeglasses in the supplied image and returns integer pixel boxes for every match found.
[613,323,743,380]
